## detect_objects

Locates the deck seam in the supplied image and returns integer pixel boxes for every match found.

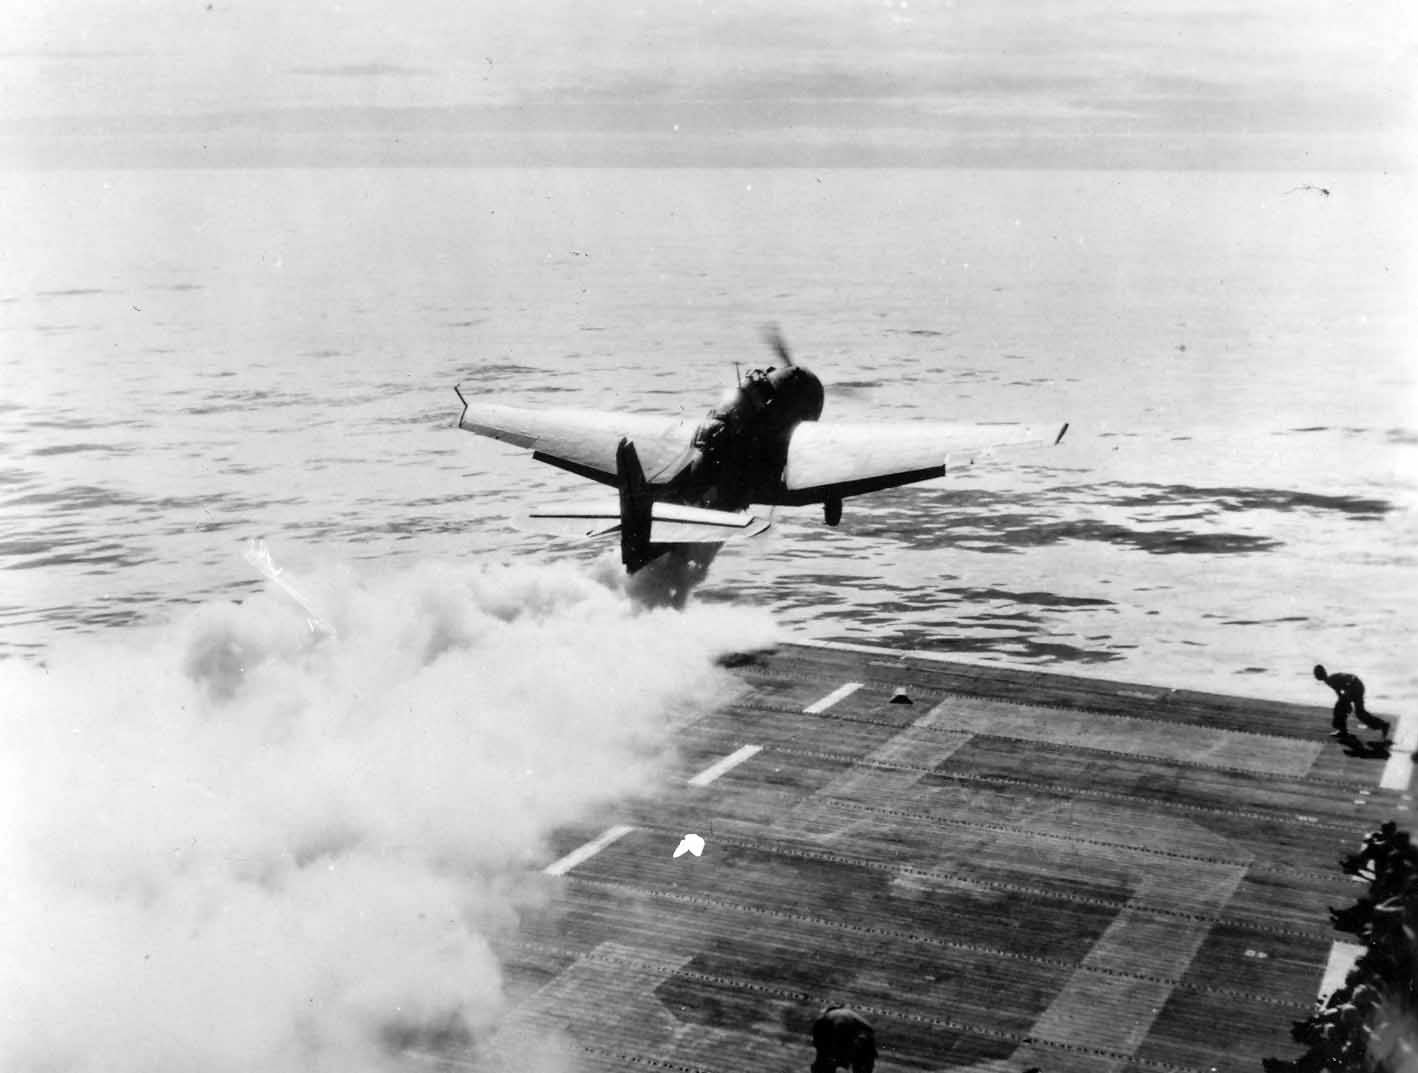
[815,796,1350,883]
[822,796,1252,867]
[761,742,1364,834]
[577,1044,723,1072]
[781,642,1322,717]
[743,671,1320,741]
[509,940,1228,1073]
[736,699,1371,789]
[601,823,1337,942]
[549,876,1314,1011]
[506,645,1388,1073]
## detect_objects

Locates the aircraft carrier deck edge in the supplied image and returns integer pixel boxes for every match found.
[458,641,1412,1073]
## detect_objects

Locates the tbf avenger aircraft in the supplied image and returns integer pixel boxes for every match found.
[454,329,1067,576]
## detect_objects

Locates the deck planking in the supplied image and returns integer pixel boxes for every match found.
[455,641,1407,1073]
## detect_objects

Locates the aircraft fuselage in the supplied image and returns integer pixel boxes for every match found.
[667,364,824,511]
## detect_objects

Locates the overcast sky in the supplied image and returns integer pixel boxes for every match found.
[1,0,1412,168]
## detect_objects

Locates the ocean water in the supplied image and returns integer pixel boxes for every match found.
[2,167,1414,703]
[1,166,1415,1071]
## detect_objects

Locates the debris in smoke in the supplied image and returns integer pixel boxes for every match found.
[243,536,337,637]
[592,544,721,610]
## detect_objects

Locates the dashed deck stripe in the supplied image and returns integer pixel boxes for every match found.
[803,681,862,714]
[688,745,763,787]
[544,825,636,876]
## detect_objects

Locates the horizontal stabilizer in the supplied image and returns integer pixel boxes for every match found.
[521,501,624,539]
[523,500,769,545]
[650,502,772,544]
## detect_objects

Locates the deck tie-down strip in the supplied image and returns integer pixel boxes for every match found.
[690,740,1361,883]
[601,821,1335,943]
[501,937,1275,1073]
[809,794,1351,883]
[684,702,1368,831]
[740,668,1330,748]
[729,695,1375,792]
[818,795,1254,868]
[759,740,1362,836]
[548,875,1312,1011]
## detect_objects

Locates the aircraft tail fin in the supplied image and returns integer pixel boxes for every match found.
[617,438,655,571]
[518,441,768,572]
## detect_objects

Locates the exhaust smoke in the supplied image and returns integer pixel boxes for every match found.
[0,552,779,1073]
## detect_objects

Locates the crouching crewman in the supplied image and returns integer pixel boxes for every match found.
[811,1003,876,1073]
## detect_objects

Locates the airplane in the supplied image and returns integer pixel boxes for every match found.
[454,328,1068,580]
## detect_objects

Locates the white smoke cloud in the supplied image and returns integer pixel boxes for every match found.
[0,554,779,1073]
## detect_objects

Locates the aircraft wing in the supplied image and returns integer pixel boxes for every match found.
[776,420,1068,505]
[456,394,697,486]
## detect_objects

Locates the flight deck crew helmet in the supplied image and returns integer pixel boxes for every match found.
[1313,664,1327,680]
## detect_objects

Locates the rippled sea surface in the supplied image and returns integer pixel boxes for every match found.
[3,167,1414,704]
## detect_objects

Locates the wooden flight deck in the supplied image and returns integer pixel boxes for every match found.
[467,641,1412,1072]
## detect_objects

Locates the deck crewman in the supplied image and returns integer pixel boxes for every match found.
[1314,665,1390,741]
[810,1003,876,1073]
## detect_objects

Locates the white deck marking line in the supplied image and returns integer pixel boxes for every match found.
[1318,941,1366,1001]
[543,824,635,876]
[1381,714,1415,791]
[804,681,862,714]
[688,745,763,787]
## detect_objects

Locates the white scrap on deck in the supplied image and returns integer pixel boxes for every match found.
[673,834,705,858]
